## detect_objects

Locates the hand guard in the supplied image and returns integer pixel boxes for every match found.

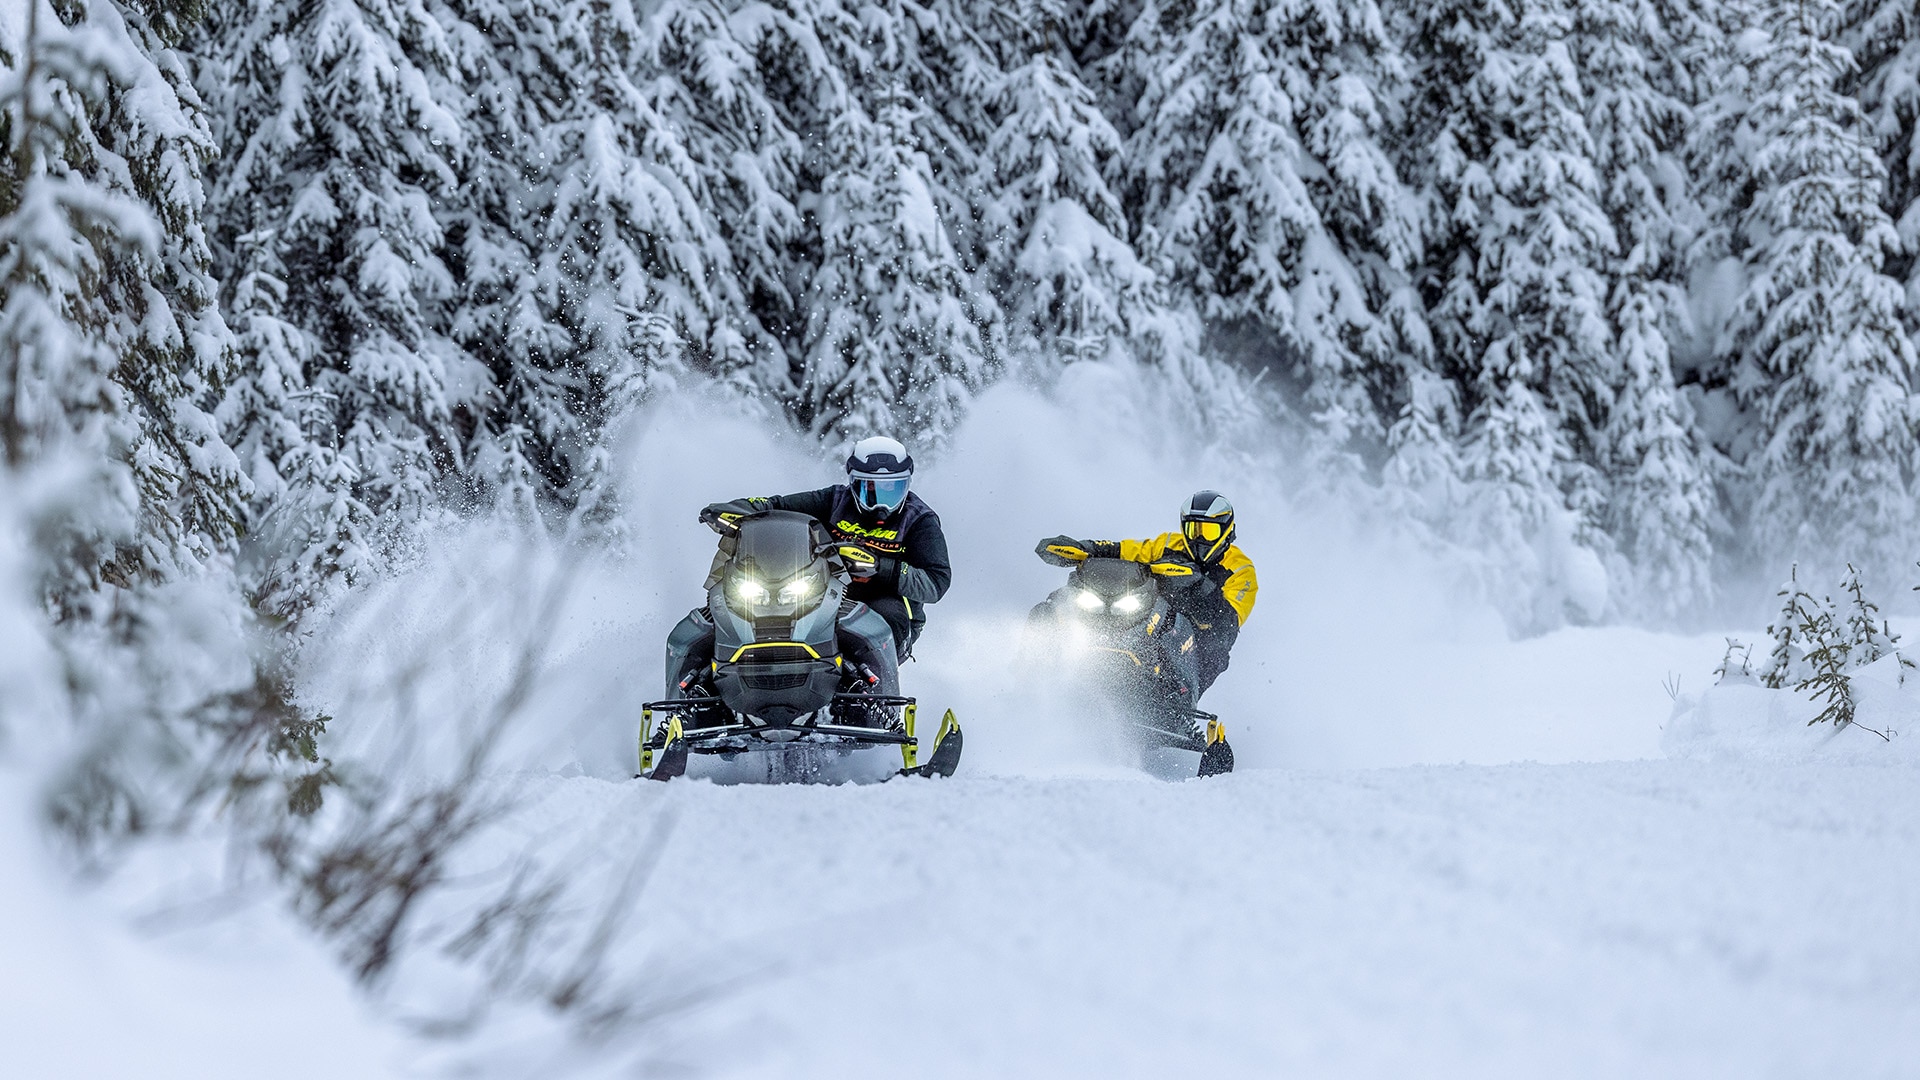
[1036,536,1091,567]
[1149,557,1205,587]
[699,498,763,534]
[836,543,880,579]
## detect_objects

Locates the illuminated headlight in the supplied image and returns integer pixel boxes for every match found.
[779,573,823,604]
[1073,589,1105,611]
[1112,591,1146,615]
[730,576,769,605]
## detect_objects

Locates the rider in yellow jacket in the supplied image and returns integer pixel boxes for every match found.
[1037,491,1256,694]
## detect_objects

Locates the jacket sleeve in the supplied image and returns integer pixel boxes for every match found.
[1086,534,1175,562]
[1219,547,1257,625]
[895,511,952,604]
[763,486,839,520]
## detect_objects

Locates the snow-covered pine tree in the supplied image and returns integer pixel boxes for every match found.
[799,88,991,444]
[1576,0,1720,620]
[635,0,801,405]
[1844,0,1920,306]
[1114,0,1424,470]
[2,0,245,613]
[446,0,753,528]
[982,14,1153,374]
[1836,561,1905,666]
[1760,563,1817,686]
[1716,0,1920,578]
[1400,0,1619,626]
[197,0,478,612]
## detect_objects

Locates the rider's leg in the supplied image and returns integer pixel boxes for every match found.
[836,604,901,694]
[860,596,915,661]
[1193,624,1237,696]
[664,608,716,697]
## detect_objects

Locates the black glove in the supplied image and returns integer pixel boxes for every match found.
[1036,536,1091,567]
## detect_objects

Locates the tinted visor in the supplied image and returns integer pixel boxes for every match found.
[1184,520,1223,543]
[851,472,910,514]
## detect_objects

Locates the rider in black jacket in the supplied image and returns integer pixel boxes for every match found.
[699,436,951,658]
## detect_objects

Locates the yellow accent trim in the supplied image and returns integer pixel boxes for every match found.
[1045,543,1089,561]
[1149,561,1195,577]
[1206,718,1226,746]
[903,597,914,619]
[726,641,823,662]
[1093,645,1145,667]
[639,708,654,772]
[1146,611,1161,635]
[835,520,900,541]
[901,703,920,770]
[1180,636,1194,653]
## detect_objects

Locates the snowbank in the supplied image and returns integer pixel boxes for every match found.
[1665,654,1920,764]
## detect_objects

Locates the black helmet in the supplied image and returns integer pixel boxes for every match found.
[846,435,914,516]
[1180,490,1235,564]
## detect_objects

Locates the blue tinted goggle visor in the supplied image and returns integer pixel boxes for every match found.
[851,472,910,513]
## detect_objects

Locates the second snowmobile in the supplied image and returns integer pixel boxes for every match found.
[640,508,961,784]
[1028,552,1234,778]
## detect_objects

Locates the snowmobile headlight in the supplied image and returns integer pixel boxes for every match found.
[1112,591,1146,615]
[730,575,769,605]
[1073,589,1105,611]
[778,572,823,604]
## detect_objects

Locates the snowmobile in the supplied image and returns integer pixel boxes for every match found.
[638,508,962,783]
[1028,554,1234,778]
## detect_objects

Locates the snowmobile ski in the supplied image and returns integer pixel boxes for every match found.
[896,706,963,779]
[638,709,691,782]
[1196,716,1234,777]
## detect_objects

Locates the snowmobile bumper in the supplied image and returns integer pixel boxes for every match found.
[637,694,962,781]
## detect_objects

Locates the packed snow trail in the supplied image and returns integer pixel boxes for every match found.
[443,759,1919,1079]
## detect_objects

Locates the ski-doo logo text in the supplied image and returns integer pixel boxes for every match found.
[834,520,900,543]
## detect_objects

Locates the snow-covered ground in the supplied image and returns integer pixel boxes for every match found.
[10,387,1919,1078]
[496,753,1920,1079]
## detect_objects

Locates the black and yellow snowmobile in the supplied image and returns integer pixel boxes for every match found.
[1028,553,1234,778]
[640,508,961,784]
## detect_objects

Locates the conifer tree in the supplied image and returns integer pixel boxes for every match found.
[450,0,749,525]
[1577,0,1719,618]
[983,30,1147,373]
[1717,0,1920,577]
[799,90,991,443]
[1116,0,1425,463]
[1844,0,1920,299]
[2,0,245,614]
[197,0,476,611]
[1400,0,1618,622]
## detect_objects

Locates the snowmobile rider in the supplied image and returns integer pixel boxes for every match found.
[1036,491,1256,695]
[699,436,951,659]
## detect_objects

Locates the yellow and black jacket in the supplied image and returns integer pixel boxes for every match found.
[1079,534,1256,637]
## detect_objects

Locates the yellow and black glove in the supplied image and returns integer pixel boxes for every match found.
[1036,535,1091,567]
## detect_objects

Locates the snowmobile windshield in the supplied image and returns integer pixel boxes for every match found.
[726,511,830,614]
[849,472,910,514]
[1067,559,1156,628]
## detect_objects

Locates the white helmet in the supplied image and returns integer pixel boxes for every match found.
[846,436,914,515]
